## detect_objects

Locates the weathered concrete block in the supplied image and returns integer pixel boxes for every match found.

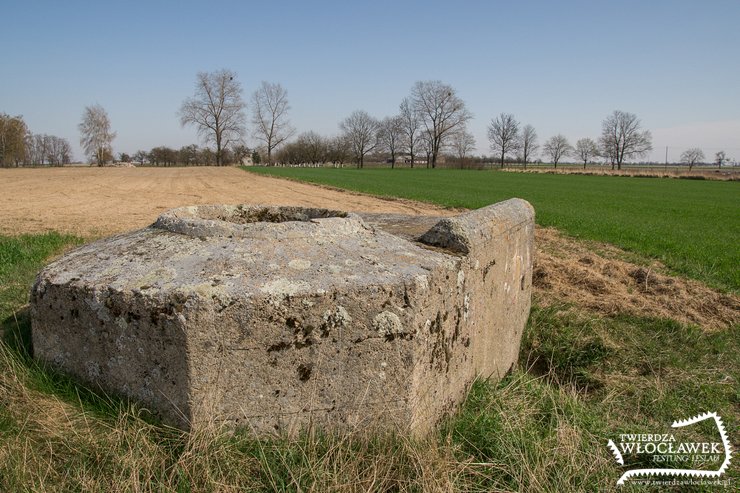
[31,200,534,435]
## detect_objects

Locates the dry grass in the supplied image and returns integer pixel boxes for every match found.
[0,341,486,492]
[442,369,639,492]
[2,335,644,492]
[533,227,740,330]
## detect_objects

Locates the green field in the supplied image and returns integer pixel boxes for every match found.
[246,167,740,291]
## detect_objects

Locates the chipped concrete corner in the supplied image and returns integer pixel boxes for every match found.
[31,200,534,435]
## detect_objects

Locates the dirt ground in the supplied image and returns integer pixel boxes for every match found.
[0,167,450,237]
[1,166,737,329]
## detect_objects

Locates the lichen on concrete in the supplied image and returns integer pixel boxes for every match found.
[31,201,534,435]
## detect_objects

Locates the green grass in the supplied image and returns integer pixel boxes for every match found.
[0,233,83,324]
[1,232,737,491]
[245,167,740,292]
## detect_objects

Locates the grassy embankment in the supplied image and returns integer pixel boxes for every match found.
[0,168,738,490]
[246,167,740,292]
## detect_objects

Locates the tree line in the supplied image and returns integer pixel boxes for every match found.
[487,110,654,170]
[122,144,259,167]
[262,80,475,169]
[0,113,73,167]
[180,70,713,170]
[170,73,475,168]
[3,69,730,169]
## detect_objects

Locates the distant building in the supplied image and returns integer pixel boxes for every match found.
[398,155,428,165]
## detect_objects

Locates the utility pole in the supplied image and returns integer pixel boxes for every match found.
[665,146,668,171]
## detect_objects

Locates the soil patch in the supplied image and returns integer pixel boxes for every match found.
[0,167,450,237]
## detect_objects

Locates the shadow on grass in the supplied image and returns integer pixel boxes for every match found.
[521,304,611,392]
[1,307,159,426]
[1,306,32,360]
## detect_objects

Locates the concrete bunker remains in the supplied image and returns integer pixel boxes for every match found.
[31,200,534,435]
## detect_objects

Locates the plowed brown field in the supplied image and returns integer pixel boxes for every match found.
[0,167,449,236]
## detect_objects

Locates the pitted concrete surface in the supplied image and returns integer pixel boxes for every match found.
[31,200,534,435]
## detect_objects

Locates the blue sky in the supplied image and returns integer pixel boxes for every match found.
[2,0,739,162]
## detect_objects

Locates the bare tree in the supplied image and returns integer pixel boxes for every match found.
[47,136,72,166]
[179,69,246,166]
[680,148,705,170]
[251,81,295,164]
[24,133,43,165]
[600,110,652,170]
[487,113,520,168]
[574,138,599,169]
[543,134,572,168]
[339,110,379,168]
[715,150,727,167]
[23,133,36,165]
[32,134,50,165]
[60,138,73,164]
[79,104,116,166]
[149,146,178,166]
[518,124,538,169]
[275,132,329,166]
[399,97,421,168]
[378,115,404,168]
[198,148,215,165]
[230,144,250,165]
[598,135,617,168]
[39,134,52,165]
[22,132,72,166]
[419,129,434,168]
[327,135,351,167]
[133,150,148,165]
[299,131,327,165]
[451,128,476,168]
[411,80,472,168]
[176,144,195,165]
